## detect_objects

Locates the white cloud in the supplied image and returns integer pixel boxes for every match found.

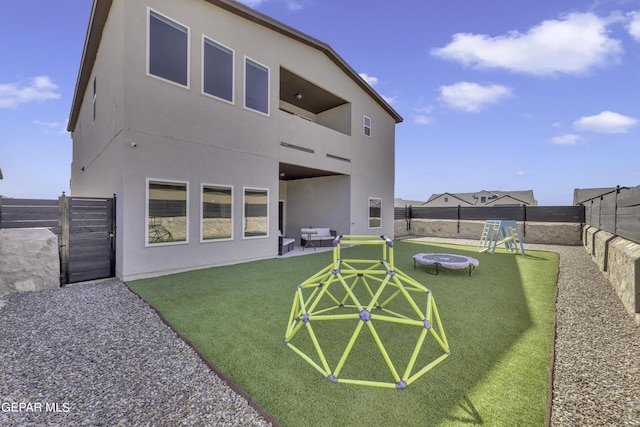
[284,0,304,11]
[359,73,379,86]
[0,76,61,109]
[627,11,640,42]
[550,134,581,145]
[237,0,307,10]
[516,170,527,176]
[414,115,433,125]
[438,81,512,112]
[413,106,434,125]
[235,0,268,7]
[431,12,622,76]
[32,120,68,135]
[382,95,397,105]
[573,111,638,133]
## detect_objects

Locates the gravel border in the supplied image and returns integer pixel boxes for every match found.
[0,279,273,427]
[1,239,639,426]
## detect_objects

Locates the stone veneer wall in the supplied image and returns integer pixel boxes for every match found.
[0,228,60,294]
[394,219,583,246]
[584,225,640,324]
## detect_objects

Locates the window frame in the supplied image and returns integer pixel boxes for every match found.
[242,187,269,239]
[200,183,234,243]
[146,8,190,89]
[92,76,97,122]
[201,35,235,104]
[145,178,190,247]
[244,56,270,116]
[368,196,382,229]
[364,116,372,137]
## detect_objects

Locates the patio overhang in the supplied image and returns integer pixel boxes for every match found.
[278,163,344,181]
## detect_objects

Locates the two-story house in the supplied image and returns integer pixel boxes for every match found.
[67,0,402,280]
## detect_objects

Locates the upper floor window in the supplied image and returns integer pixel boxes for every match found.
[245,57,269,115]
[364,116,371,136]
[148,10,189,87]
[203,37,234,102]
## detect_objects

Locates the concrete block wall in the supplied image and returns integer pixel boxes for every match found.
[394,219,583,246]
[584,223,640,324]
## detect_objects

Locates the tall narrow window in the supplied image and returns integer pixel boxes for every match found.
[243,188,268,238]
[147,179,188,245]
[245,58,269,115]
[202,184,233,241]
[364,116,372,136]
[368,197,381,229]
[148,10,189,87]
[92,77,97,122]
[203,37,234,102]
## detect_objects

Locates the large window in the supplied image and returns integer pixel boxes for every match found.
[148,10,189,87]
[201,184,233,241]
[203,37,234,102]
[243,188,268,238]
[368,197,381,229]
[244,58,269,115]
[147,179,188,245]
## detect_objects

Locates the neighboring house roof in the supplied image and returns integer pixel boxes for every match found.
[424,192,473,206]
[573,187,624,205]
[485,194,529,206]
[423,190,536,206]
[67,0,402,132]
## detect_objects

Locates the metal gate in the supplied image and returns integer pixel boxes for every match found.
[59,196,115,284]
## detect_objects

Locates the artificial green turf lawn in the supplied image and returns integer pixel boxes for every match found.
[128,240,558,426]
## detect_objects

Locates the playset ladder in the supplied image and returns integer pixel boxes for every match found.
[478,220,525,256]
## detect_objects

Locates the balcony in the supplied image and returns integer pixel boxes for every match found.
[279,67,351,135]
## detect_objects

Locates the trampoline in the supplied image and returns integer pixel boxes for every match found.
[413,253,479,276]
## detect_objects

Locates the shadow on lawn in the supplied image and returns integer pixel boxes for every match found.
[128,240,553,426]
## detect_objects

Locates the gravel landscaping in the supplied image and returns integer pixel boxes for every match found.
[0,279,272,427]
[1,239,639,426]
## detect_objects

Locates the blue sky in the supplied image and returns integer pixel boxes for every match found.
[1,0,639,205]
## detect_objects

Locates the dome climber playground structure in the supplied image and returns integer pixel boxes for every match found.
[283,235,450,389]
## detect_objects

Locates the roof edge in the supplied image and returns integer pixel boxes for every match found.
[68,0,113,132]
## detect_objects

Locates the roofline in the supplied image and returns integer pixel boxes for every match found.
[485,194,529,205]
[424,192,471,205]
[68,0,112,132]
[68,0,402,132]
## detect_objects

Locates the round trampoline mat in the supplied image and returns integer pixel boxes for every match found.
[413,253,479,275]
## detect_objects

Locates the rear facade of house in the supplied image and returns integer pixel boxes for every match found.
[68,0,402,281]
